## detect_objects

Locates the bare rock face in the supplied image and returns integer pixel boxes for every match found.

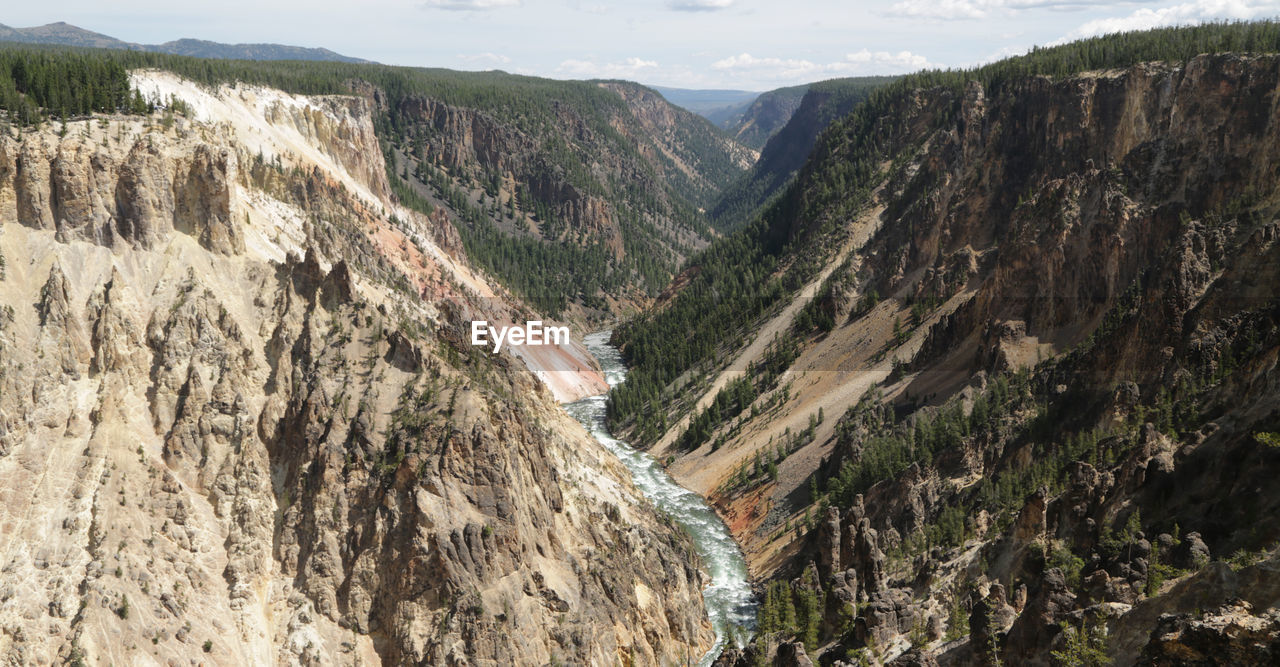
[51,140,116,244]
[816,505,843,581]
[969,583,1019,665]
[846,514,887,601]
[774,640,815,666]
[1138,600,1280,666]
[978,319,1028,374]
[1012,487,1048,544]
[15,136,56,229]
[115,139,176,248]
[88,269,145,376]
[0,75,712,666]
[857,587,918,649]
[262,95,392,203]
[1002,568,1078,666]
[174,144,242,254]
[1172,532,1212,571]
[37,262,91,378]
[968,590,999,666]
[2,130,243,254]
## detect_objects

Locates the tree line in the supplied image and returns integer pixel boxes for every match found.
[608,19,1280,441]
[0,46,141,125]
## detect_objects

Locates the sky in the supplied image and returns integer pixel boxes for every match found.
[6,0,1280,90]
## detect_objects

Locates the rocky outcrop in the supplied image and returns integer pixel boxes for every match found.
[173,144,241,254]
[115,139,176,248]
[1012,487,1048,544]
[0,74,712,666]
[816,506,842,581]
[849,516,888,600]
[813,494,890,610]
[968,584,1017,666]
[1,130,242,253]
[774,640,815,666]
[1002,569,1077,665]
[37,262,91,378]
[261,94,391,203]
[12,136,56,229]
[705,51,1280,667]
[1139,600,1280,666]
[398,96,533,173]
[50,139,116,244]
[879,55,1280,391]
[858,587,920,649]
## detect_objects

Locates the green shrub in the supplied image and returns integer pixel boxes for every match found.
[1051,614,1110,666]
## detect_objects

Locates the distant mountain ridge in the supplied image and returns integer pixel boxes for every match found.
[709,76,894,229]
[0,21,370,62]
[651,86,760,128]
[726,83,809,149]
[655,78,896,154]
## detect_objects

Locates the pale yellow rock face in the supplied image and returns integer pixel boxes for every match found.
[0,72,709,665]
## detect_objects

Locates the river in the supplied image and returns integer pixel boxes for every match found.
[564,331,758,665]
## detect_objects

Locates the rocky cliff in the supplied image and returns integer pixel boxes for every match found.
[727,84,808,151]
[0,71,712,665]
[709,76,891,230]
[598,81,757,205]
[375,76,752,321]
[639,51,1280,665]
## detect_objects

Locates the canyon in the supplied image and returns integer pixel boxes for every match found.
[0,70,712,665]
[617,49,1280,665]
[4,22,1280,667]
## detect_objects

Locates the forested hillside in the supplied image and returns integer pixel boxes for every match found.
[610,20,1280,666]
[726,83,808,150]
[612,21,1280,440]
[0,54,714,665]
[0,43,747,318]
[0,47,143,125]
[709,76,893,230]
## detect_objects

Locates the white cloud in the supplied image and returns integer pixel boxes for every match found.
[1056,0,1280,42]
[457,52,512,65]
[568,0,610,14]
[421,0,521,10]
[669,0,736,11]
[845,49,936,69]
[887,0,1160,21]
[710,49,937,83]
[556,56,660,79]
[975,44,1034,64]
[888,0,990,19]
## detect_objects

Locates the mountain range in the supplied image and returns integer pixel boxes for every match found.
[0,21,370,62]
[651,86,760,127]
